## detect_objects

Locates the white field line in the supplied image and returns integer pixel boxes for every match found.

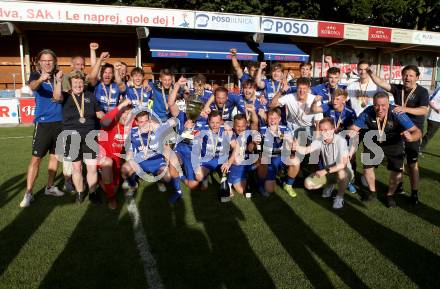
[127,198,164,289]
[0,136,33,140]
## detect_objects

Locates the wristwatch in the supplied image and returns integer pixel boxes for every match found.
[325,167,331,173]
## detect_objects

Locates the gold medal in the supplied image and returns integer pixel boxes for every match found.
[358,81,369,108]
[138,127,151,159]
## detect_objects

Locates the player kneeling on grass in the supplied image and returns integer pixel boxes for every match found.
[98,99,133,209]
[311,88,358,194]
[121,111,182,204]
[228,113,259,198]
[294,117,353,209]
[194,111,234,191]
[256,108,298,198]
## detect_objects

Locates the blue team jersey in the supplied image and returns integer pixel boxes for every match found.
[209,93,246,121]
[29,72,63,123]
[244,96,267,126]
[263,79,282,103]
[354,105,414,130]
[125,86,151,108]
[321,103,357,130]
[354,105,415,145]
[311,83,347,104]
[197,125,230,159]
[240,73,252,85]
[94,81,122,113]
[232,129,255,159]
[188,88,213,103]
[175,111,204,139]
[259,125,289,155]
[129,127,160,157]
[149,82,172,121]
[129,122,173,157]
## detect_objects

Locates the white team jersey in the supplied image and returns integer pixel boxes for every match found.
[278,93,323,127]
[347,80,383,116]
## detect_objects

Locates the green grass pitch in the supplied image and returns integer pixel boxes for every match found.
[0,126,439,289]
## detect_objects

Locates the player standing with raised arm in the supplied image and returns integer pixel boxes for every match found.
[367,65,429,204]
[20,49,65,208]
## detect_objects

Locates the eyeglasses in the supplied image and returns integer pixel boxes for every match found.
[40,60,54,63]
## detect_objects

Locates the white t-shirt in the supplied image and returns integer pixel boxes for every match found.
[347,80,384,116]
[428,87,440,122]
[310,134,350,168]
[278,93,323,127]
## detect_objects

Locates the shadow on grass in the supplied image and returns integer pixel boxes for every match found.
[418,166,440,182]
[0,174,65,277]
[0,173,26,209]
[305,190,440,289]
[38,193,146,289]
[137,183,220,289]
[421,151,440,158]
[191,186,276,289]
[137,180,276,289]
[252,193,370,289]
[374,180,440,227]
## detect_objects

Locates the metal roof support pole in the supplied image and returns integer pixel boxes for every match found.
[24,35,30,83]
[311,48,316,78]
[321,48,325,78]
[433,56,439,89]
[376,50,382,79]
[136,38,142,68]
[389,53,394,82]
[19,33,25,87]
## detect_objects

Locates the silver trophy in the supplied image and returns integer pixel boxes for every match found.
[182,75,206,140]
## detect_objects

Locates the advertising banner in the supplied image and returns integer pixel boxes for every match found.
[260,16,317,37]
[19,98,35,124]
[368,27,392,42]
[0,0,194,28]
[318,22,344,38]
[0,98,19,124]
[195,12,259,32]
[344,24,369,41]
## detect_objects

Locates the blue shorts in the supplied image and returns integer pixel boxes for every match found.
[228,164,251,184]
[266,156,283,181]
[138,155,167,176]
[201,158,222,172]
[175,143,196,181]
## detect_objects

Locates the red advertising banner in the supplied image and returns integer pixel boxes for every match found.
[368,27,392,42]
[19,98,36,124]
[318,22,344,38]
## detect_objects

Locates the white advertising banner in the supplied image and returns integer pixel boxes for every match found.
[260,17,318,37]
[194,11,259,32]
[0,98,19,124]
[0,0,194,28]
[412,31,440,46]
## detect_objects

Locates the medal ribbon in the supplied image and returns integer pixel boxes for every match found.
[401,86,417,108]
[138,128,152,158]
[161,85,172,112]
[101,82,112,107]
[133,86,146,106]
[71,92,85,120]
[376,113,388,142]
